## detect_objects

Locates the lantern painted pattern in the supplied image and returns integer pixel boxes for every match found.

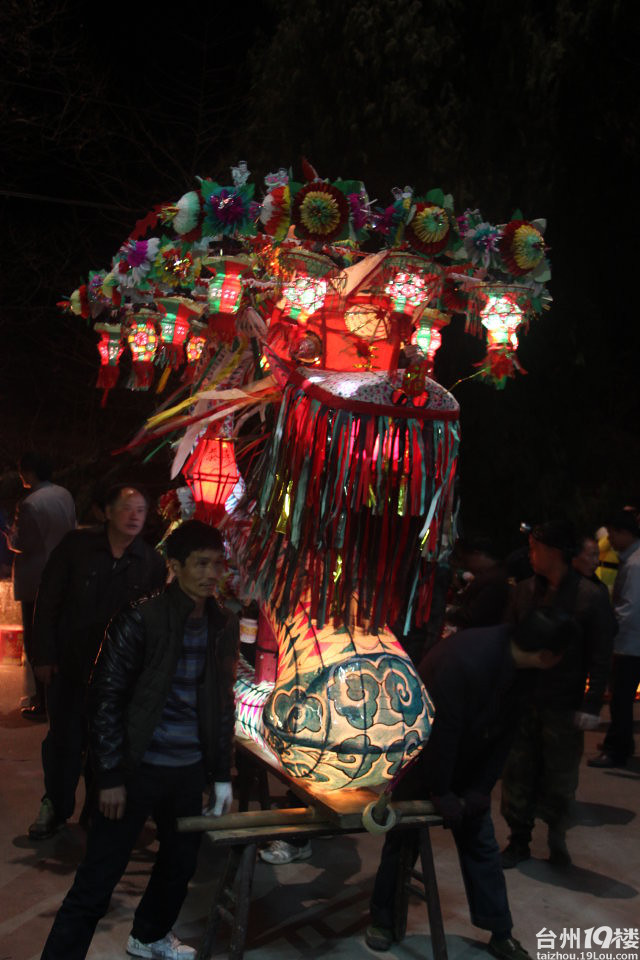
[182,434,240,525]
[259,598,434,790]
[127,318,158,389]
[384,271,431,314]
[281,275,327,321]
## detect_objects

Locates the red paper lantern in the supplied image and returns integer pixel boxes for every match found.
[95,323,124,406]
[156,305,192,368]
[127,318,158,389]
[207,257,249,315]
[182,434,240,525]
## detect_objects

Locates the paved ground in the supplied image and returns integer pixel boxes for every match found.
[0,661,638,960]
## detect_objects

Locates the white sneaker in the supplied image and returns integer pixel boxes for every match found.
[259,839,313,864]
[126,931,196,958]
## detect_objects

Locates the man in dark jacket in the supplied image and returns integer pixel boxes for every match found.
[28,484,167,840]
[366,611,575,960]
[40,519,239,960]
[500,521,614,868]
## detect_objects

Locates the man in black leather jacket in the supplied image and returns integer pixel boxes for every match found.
[29,484,167,840]
[40,520,239,960]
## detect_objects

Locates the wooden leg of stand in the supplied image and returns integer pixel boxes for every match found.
[196,846,241,960]
[229,842,258,960]
[418,827,448,960]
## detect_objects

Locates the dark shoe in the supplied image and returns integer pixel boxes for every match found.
[587,753,625,769]
[365,925,394,951]
[489,935,532,960]
[28,798,63,840]
[500,842,530,869]
[21,703,47,721]
[548,828,572,867]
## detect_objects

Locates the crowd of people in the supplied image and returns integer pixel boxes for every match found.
[2,451,638,960]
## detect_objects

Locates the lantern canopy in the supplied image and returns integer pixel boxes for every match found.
[182,433,240,525]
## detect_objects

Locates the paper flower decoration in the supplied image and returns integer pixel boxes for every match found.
[116,238,161,287]
[292,182,349,241]
[500,220,546,275]
[172,190,203,236]
[260,185,291,241]
[202,182,255,237]
[406,202,451,254]
[463,221,503,269]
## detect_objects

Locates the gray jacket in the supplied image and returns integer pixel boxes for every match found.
[9,482,76,601]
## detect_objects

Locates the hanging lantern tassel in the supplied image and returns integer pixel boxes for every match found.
[95,323,124,406]
[182,433,240,526]
[127,319,158,390]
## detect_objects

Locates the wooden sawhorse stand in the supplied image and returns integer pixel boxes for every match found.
[179,736,447,960]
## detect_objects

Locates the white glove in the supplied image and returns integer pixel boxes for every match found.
[573,710,600,731]
[207,781,233,817]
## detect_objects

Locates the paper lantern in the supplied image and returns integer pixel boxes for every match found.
[281,275,327,322]
[207,257,248,314]
[384,271,432,314]
[413,306,450,370]
[480,293,523,348]
[126,318,158,389]
[95,323,124,405]
[260,599,434,790]
[182,433,240,525]
[156,307,191,368]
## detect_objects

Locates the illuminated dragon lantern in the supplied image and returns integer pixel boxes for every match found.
[63,160,550,792]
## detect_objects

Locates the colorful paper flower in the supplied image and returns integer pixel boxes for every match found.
[292,182,349,241]
[116,238,160,287]
[406,202,451,254]
[499,220,546,275]
[260,185,291,241]
[463,222,503,269]
[202,181,255,237]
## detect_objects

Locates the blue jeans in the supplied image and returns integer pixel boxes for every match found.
[41,761,205,960]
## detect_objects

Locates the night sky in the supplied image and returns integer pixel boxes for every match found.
[1,0,638,547]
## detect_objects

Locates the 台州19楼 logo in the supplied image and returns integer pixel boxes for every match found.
[537,928,639,960]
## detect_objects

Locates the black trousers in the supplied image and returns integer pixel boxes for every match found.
[370,757,512,938]
[370,810,512,936]
[21,599,45,708]
[41,761,205,960]
[603,654,640,763]
[41,673,89,822]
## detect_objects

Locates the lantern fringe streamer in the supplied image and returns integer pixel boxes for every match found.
[241,381,459,633]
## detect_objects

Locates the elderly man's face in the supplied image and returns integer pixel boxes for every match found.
[572,538,599,579]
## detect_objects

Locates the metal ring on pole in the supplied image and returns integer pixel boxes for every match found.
[362,800,398,834]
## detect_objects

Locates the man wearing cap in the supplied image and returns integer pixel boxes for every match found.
[500,521,614,868]
[588,511,640,768]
